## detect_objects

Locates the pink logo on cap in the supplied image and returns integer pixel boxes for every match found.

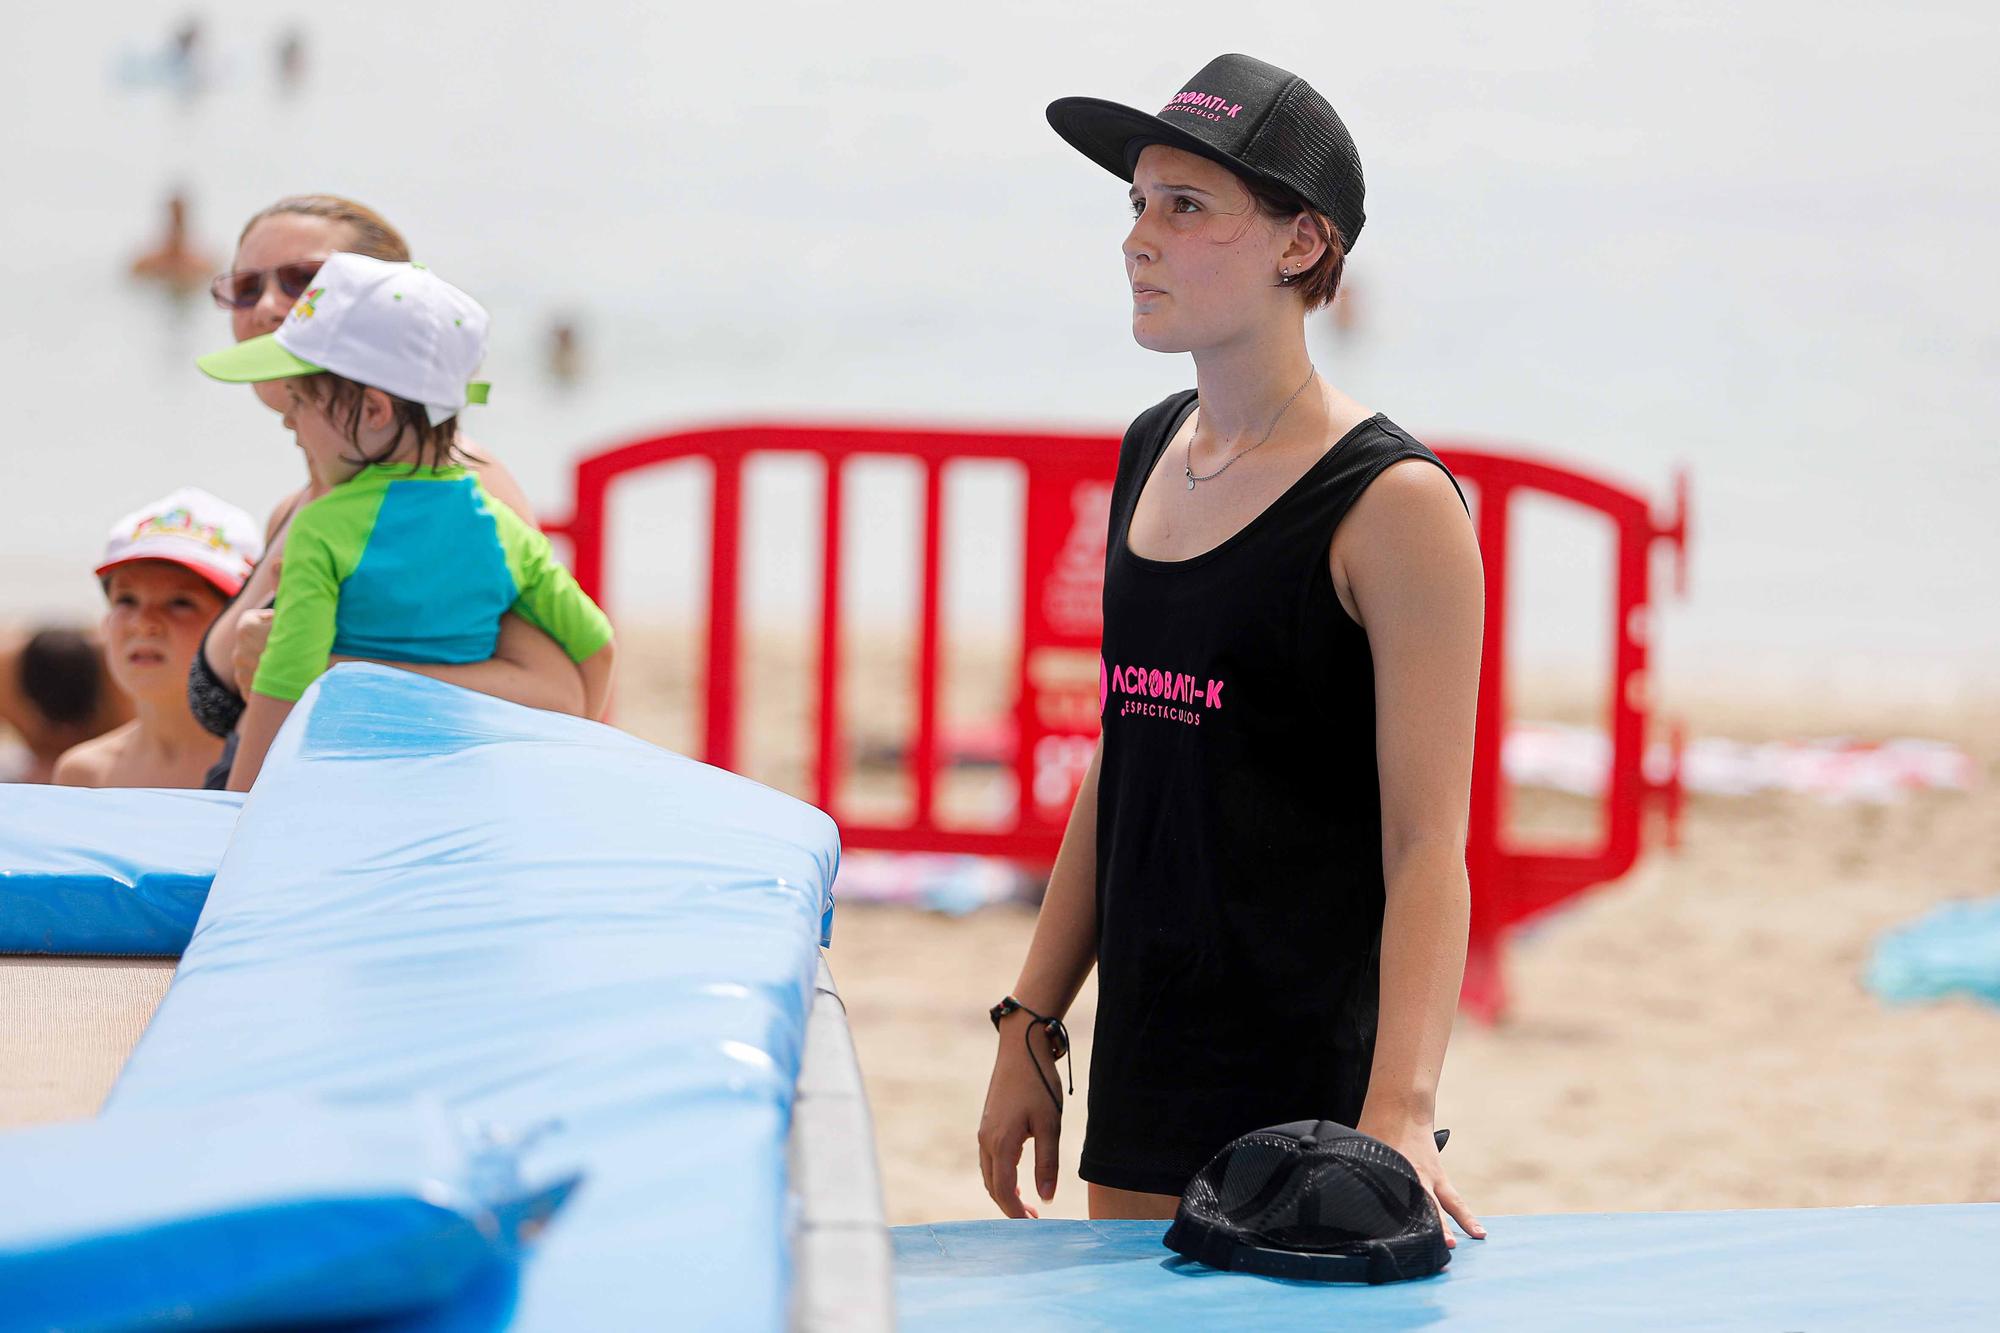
[1162,91,1243,122]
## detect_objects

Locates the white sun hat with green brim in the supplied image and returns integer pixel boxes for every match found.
[197,251,491,426]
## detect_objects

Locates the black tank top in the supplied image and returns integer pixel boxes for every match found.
[1080,389,1465,1195]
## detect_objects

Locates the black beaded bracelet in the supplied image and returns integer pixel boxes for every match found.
[988,995,1073,1110]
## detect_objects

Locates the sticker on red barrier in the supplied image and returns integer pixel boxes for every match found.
[1019,464,1113,827]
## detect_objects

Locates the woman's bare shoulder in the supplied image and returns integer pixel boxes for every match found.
[1362,455,1464,510]
[457,436,537,527]
[1330,458,1480,623]
[263,486,311,545]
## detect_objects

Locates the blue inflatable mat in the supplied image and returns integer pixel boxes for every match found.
[0,787,238,954]
[894,1208,2000,1330]
[0,1096,578,1331]
[105,665,840,1332]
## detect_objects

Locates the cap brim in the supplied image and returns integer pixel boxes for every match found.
[1163,1214,1449,1284]
[95,554,243,599]
[1046,96,1253,186]
[197,333,324,384]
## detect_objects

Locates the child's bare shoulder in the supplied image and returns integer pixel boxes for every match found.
[50,722,135,788]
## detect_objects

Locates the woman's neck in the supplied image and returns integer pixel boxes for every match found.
[1189,319,1319,444]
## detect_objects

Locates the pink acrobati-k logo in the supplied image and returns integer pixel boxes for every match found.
[1162,90,1243,118]
[1103,659,1225,709]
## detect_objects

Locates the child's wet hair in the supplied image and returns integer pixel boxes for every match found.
[304,372,463,473]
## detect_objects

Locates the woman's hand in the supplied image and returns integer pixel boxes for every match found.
[1356,1109,1485,1246]
[230,603,276,698]
[977,1013,1065,1218]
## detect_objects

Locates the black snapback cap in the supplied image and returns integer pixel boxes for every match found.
[1163,1119,1449,1284]
[1047,53,1367,252]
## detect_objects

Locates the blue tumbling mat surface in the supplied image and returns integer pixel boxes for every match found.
[104,665,840,1331]
[0,786,239,954]
[894,1208,2000,1331]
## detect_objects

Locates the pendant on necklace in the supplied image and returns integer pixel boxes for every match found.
[1185,471,1196,491]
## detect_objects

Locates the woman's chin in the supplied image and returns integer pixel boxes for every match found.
[1130,316,1191,355]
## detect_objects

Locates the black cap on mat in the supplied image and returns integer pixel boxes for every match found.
[1047,54,1367,252]
[1163,1119,1448,1283]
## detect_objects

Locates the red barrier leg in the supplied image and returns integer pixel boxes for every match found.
[1459,929,1507,1026]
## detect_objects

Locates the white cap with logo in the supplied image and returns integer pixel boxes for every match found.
[96,487,264,598]
[196,252,490,426]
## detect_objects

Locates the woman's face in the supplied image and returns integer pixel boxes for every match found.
[230,213,351,412]
[102,563,227,704]
[1122,144,1298,354]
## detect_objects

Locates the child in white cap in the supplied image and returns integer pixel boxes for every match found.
[53,488,263,788]
[196,252,615,790]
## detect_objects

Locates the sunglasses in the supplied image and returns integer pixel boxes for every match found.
[208,260,324,311]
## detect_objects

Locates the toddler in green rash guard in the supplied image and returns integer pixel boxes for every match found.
[197,252,616,790]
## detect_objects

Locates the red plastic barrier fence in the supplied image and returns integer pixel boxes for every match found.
[544,424,1689,1019]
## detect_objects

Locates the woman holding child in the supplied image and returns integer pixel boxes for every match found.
[195,252,614,789]
[189,196,594,788]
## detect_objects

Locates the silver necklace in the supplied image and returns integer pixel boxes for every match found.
[1184,368,1319,490]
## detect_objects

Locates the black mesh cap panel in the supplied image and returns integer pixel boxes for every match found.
[1164,1120,1449,1283]
[1047,53,1367,251]
[1237,80,1367,251]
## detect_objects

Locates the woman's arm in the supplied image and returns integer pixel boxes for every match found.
[251,449,587,715]
[577,639,615,720]
[458,440,537,529]
[1333,459,1486,1243]
[978,740,1102,1217]
[328,613,589,716]
[206,489,308,684]
[227,694,293,791]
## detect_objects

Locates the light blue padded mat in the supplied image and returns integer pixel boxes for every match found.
[0,786,238,954]
[894,1208,2000,1331]
[0,1096,578,1331]
[105,665,840,1331]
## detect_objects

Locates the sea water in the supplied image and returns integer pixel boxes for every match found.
[1,1,1994,701]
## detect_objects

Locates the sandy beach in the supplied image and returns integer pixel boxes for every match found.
[5,634,1995,1229]
[827,680,2000,1225]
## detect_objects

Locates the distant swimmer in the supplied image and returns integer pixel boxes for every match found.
[113,14,210,95]
[276,26,306,94]
[1329,278,1364,340]
[172,16,202,66]
[163,14,207,98]
[549,318,582,384]
[130,191,217,293]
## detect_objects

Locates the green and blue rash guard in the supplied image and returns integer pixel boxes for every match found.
[251,464,613,704]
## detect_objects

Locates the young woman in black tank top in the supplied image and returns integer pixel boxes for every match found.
[979,56,1486,1246]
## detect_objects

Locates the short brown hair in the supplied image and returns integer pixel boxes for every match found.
[1245,179,1346,312]
[239,195,411,262]
[20,628,105,725]
[302,372,461,474]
